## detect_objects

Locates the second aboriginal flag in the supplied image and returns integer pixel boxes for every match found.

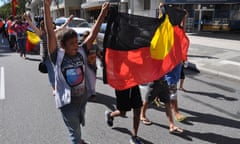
[103,6,189,90]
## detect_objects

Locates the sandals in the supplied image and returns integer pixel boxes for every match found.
[153,98,161,107]
[169,126,183,134]
[179,87,186,92]
[175,115,186,122]
[140,118,152,125]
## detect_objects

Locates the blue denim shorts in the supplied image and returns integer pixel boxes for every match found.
[60,103,85,144]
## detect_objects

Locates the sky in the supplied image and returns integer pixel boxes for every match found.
[0,1,4,7]
[0,0,8,7]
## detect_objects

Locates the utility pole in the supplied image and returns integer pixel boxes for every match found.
[128,0,134,14]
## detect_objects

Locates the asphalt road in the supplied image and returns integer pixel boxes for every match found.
[0,44,240,144]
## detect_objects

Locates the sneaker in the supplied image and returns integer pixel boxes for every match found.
[105,111,113,127]
[129,136,143,144]
[81,139,91,144]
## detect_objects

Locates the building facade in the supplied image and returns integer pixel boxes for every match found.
[28,0,84,20]
[81,0,240,32]
[27,0,240,32]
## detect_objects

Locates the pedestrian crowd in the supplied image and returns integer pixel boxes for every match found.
[0,1,188,144]
[0,12,40,56]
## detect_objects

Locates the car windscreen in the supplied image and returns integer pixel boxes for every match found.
[55,19,65,26]
[69,20,90,28]
[100,23,107,33]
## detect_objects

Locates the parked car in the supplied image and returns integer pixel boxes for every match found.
[55,17,91,44]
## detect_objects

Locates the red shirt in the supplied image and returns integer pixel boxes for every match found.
[0,21,4,28]
[7,20,15,34]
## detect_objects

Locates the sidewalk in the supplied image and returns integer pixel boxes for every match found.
[186,32,240,81]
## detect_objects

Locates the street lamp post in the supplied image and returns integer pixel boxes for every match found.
[128,0,134,14]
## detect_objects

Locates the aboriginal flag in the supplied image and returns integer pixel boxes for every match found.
[103,6,189,90]
[12,0,18,16]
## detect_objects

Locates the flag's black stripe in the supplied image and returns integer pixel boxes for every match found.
[104,6,164,51]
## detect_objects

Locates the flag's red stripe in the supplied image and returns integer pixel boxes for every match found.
[105,26,189,90]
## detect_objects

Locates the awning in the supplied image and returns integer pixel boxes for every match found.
[81,0,120,9]
[81,1,104,9]
[165,0,240,4]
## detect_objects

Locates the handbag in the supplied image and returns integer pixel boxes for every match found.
[38,61,48,73]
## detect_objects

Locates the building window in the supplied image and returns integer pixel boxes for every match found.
[144,0,150,10]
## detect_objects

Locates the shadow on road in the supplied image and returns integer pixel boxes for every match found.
[184,65,200,74]
[183,130,240,144]
[150,107,240,144]
[88,92,116,111]
[188,54,218,59]
[184,90,238,101]
[112,127,154,144]
[26,57,42,62]
[180,107,240,128]
[188,76,236,93]
[90,93,155,144]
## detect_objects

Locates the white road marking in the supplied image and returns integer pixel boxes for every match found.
[220,60,240,66]
[0,66,5,100]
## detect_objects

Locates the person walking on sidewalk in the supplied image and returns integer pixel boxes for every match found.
[44,0,109,143]
[105,85,143,144]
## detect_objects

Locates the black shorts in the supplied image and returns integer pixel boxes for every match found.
[115,85,143,111]
[147,79,170,103]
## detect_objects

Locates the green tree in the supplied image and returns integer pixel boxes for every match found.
[0,0,28,19]
[0,3,11,19]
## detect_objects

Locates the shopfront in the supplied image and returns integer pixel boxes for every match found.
[165,0,240,32]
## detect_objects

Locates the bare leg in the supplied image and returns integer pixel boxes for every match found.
[140,101,148,119]
[52,85,56,96]
[165,102,174,127]
[110,110,125,117]
[179,79,184,89]
[179,79,185,91]
[132,108,141,136]
[140,101,152,125]
[165,102,183,133]
[171,99,186,121]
